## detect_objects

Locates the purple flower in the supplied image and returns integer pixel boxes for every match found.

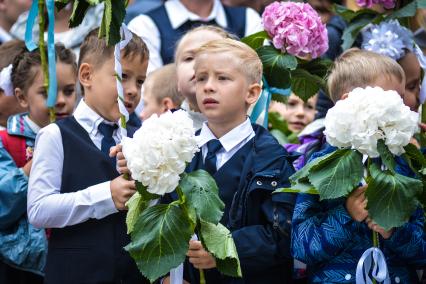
[262,1,328,59]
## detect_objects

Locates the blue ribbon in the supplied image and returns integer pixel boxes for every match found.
[250,77,290,128]
[25,0,57,108]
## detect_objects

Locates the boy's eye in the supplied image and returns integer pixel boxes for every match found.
[137,79,145,87]
[306,104,315,110]
[218,76,229,81]
[196,76,206,82]
[63,87,75,97]
[39,90,47,98]
[122,73,128,80]
[183,56,193,62]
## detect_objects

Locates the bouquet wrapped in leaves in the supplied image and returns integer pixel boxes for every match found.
[121,110,242,283]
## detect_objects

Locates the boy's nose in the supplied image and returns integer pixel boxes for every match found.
[203,78,215,93]
[126,83,138,98]
[55,92,65,107]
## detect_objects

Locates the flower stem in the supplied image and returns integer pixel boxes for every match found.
[199,269,206,284]
[120,114,129,180]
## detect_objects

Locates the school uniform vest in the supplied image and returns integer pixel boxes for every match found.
[186,138,253,283]
[147,5,246,65]
[44,117,148,284]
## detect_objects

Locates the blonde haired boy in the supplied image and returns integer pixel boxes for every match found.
[179,38,296,284]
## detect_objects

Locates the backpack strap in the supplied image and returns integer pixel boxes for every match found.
[0,130,27,168]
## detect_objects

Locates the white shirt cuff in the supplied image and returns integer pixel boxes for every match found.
[88,181,118,219]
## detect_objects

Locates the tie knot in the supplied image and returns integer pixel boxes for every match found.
[207,139,222,155]
[98,122,117,138]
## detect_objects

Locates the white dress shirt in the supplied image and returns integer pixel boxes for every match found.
[128,0,263,73]
[27,100,120,228]
[197,118,255,170]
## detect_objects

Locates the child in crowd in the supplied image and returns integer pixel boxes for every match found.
[140,63,183,121]
[0,43,77,283]
[274,93,318,134]
[178,38,296,283]
[174,25,235,130]
[27,29,150,284]
[0,40,27,129]
[292,48,425,283]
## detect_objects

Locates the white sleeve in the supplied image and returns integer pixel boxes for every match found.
[128,14,164,74]
[27,124,118,228]
[244,7,263,36]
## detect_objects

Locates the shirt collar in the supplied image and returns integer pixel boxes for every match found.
[165,0,227,29]
[197,118,254,152]
[74,100,119,137]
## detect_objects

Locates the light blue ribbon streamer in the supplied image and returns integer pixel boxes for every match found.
[25,0,57,108]
[356,247,390,284]
[250,77,290,128]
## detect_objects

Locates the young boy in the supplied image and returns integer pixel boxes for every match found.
[140,63,183,121]
[27,29,150,284]
[181,38,296,283]
[292,48,425,283]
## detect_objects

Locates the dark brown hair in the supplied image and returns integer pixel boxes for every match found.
[78,28,149,69]
[11,43,77,92]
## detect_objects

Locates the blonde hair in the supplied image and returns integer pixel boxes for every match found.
[194,38,263,84]
[174,25,236,62]
[145,64,183,106]
[327,48,405,102]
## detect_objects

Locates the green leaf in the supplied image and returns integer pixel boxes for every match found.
[99,0,127,46]
[268,112,292,135]
[271,92,289,104]
[290,68,324,101]
[55,0,71,11]
[341,16,373,50]
[135,181,159,200]
[418,0,426,9]
[332,4,379,22]
[179,170,224,224]
[125,203,194,283]
[290,149,341,184]
[309,149,363,200]
[259,46,298,71]
[241,31,269,50]
[377,140,396,173]
[275,180,319,194]
[199,220,242,278]
[297,58,333,79]
[366,163,423,230]
[388,0,417,19]
[403,143,426,172]
[126,192,147,234]
[69,0,91,28]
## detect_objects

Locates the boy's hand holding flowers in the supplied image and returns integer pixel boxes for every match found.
[187,240,217,269]
[345,186,368,222]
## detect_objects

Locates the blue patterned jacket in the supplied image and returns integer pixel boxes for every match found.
[291,145,425,283]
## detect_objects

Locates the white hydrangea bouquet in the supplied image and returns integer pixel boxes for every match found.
[278,87,426,282]
[121,110,241,283]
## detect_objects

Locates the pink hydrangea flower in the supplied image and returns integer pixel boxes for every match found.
[356,0,395,9]
[262,1,328,59]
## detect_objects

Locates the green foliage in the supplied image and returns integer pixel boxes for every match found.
[335,0,425,51]
[377,140,396,173]
[55,0,127,45]
[126,171,241,282]
[199,221,242,278]
[308,149,363,200]
[180,170,225,224]
[125,203,194,283]
[242,31,331,103]
[241,31,269,50]
[366,163,423,230]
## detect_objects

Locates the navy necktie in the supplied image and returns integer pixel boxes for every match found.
[204,139,223,175]
[98,122,117,166]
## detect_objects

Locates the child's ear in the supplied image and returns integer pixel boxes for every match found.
[79,63,92,89]
[246,83,262,105]
[161,97,175,111]
[14,88,28,108]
